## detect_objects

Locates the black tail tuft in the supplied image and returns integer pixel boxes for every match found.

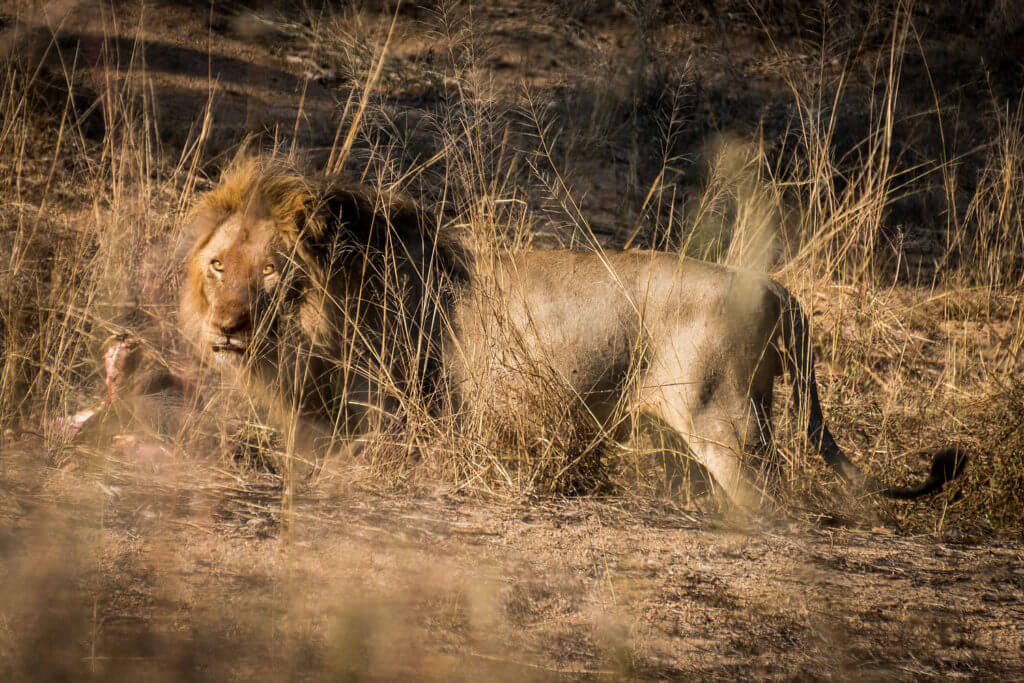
[881,446,969,500]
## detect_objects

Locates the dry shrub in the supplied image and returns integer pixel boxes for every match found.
[950,104,1024,287]
[449,333,611,497]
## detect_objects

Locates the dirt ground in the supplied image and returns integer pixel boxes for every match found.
[2,0,1024,679]
[3,441,1023,680]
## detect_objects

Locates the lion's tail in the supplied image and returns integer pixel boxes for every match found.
[776,288,967,500]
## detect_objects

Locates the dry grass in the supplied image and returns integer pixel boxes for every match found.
[2,0,1023,678]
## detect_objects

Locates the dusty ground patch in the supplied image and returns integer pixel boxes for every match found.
[2,442,1022,680]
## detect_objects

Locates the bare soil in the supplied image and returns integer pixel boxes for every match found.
[3,441,1023,680]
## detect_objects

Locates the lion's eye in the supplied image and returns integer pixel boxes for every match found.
[210,259,223,273]
[262,263,276,276]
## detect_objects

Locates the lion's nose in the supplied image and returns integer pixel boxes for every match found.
[214,310,252,337]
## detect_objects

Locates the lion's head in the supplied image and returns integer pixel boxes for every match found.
[178,158,318,368]
[178,156,466,422]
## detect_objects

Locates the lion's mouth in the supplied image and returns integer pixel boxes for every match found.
[211,338,249,355]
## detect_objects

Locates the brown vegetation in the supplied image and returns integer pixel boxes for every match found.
[1,0,1022,678]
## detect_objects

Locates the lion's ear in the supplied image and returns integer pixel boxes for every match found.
[382,194,430,246]
[326,185,427,250]
[184,204,226,242]
[325,186,372,241]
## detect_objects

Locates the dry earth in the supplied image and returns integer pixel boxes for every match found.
[3,441,1023,680]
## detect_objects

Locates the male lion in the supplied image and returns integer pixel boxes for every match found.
[179,157,463,460]
[179,157,965,511]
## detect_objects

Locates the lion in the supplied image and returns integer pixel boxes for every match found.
[179,157,965,510]
[178,156,464,463]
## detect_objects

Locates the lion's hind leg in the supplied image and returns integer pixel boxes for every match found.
[637,370,774,515]
[626,410,714,502]
[680,404,769,514]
